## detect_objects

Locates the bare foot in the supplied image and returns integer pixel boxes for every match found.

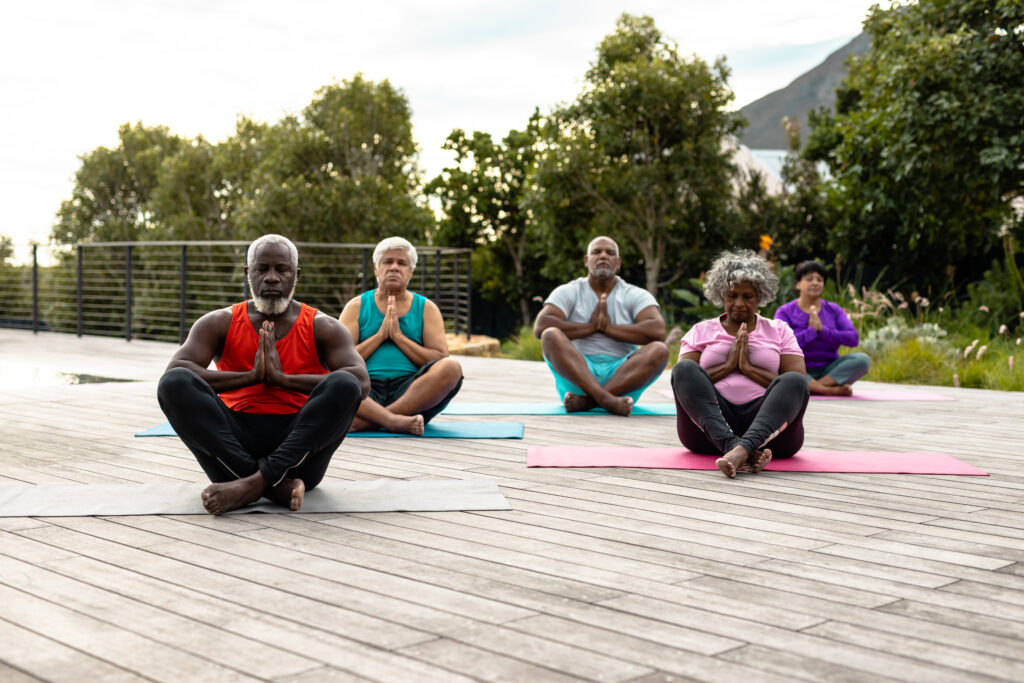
[597,394,633,417]
[350,413,424,435]
[201,473,265,515]
[383,413,425,435]
[810,377,853,396]
[564,392,596,413]
[666,326,683,347]
[268,477,305,511]
[715,445,749,479]
[747,448,772,473]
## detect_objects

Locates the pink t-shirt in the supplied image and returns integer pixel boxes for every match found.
[680,315,803,404]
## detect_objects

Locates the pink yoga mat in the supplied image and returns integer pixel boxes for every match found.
[656,388,955,402]
[526,445,987,475]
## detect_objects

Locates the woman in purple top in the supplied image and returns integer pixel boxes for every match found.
[774,260,871,396]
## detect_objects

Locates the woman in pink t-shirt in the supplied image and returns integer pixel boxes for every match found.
[672,250,809,478]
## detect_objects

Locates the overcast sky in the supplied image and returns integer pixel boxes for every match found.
[0,0,880,246]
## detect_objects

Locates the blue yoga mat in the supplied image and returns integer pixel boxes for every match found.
[135,421,524,439]
[441,401,676,416]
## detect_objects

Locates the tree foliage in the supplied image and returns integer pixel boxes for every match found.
[806,0,1024,292]
[53,75,432,246]
[529,13,745,295]
[426,115,548,326]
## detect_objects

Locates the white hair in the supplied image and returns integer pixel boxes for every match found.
[703,249,779,307]
[587,236,619,257]
[247,234,298,270]
[373,236,418,270]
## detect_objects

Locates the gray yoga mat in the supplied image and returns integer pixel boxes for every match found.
[0,479,511,516]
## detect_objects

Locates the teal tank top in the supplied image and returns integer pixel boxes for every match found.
[358,289,426,378]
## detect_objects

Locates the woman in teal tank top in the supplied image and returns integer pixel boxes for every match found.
[339,237,463,434]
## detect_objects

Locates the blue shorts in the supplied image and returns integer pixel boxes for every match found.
[544,353,656,403]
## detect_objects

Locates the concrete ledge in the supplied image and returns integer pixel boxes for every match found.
[446,333,501,357]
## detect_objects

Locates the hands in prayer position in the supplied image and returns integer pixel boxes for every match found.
[807,305,822,332]
[588,293,611,333]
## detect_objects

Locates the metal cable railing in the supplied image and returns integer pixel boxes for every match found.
[0,242,472,343]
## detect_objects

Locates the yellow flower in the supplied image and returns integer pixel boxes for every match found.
[759,234,773,251]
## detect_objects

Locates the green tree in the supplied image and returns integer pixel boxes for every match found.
[237,75,432,243]
[806,0,1024,293]
[529,14,745,294]
[426,115,548,326]
[53,123,184,244]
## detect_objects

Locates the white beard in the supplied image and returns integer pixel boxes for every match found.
[250,279,295,315]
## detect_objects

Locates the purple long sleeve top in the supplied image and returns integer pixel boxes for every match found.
[774,299,860,371]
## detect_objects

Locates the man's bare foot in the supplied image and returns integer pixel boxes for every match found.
[666,326,683,347]
[201,473,265,515]
[268,477,305,511]
[747,448,772,473]
[597,394,633,417]
[715,445,749,479]
[563,392,596,413]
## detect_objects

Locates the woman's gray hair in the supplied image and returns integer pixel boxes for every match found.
[373,236,418,270]
[703,249,779,306]
[247,234,298,270]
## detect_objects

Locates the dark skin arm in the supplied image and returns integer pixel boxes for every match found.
[533,301,667,343]
[261,314,370,398]
[534,303,598,340]
[166,308,370,398]
[166,308,261,393]
[600,304,667,344]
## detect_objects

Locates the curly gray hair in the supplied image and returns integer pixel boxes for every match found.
[373,236,418,271]
[703,249,779,306]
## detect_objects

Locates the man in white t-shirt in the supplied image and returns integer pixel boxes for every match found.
[533,236,668,416]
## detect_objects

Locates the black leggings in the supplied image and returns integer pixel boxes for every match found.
[157,368,362,488]
[671,360,809,458]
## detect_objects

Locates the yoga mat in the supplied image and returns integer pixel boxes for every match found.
[0,479,511,517]
[526,445,987,475]
[442,402,676,416]
[136,421,524,439]
[656,388,955,402]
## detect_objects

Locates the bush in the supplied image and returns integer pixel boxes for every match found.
[500,327,544,361]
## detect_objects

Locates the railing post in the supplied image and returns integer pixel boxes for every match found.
[179,244,188,344]
[465,250,472,340]
[453,250,461,336]
[243,243,251,300]
[360,248,368,292]
[31,245,39,334]
[434,249,441,308]
[76,245,83,337]
[125,245,133,342]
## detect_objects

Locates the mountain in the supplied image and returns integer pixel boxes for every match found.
[738,33,870,150]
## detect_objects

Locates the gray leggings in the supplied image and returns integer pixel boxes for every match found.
[671,360,809,459]
[808,352,871,384]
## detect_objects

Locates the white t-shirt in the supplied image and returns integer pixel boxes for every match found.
[544,276,659,357]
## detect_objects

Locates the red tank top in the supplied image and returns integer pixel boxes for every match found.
[217,301,327,414]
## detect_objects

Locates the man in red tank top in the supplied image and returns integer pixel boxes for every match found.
[157,234,369,515]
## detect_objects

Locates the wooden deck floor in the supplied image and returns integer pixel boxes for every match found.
[0,328,1022,682]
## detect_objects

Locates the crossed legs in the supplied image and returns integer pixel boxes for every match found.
[541,328,667,416]
[349,357,463,434]
[671,360,809,478]
[157,368,362,514]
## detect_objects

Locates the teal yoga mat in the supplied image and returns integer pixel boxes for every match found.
[442,401,676,416]
[136,421,524,439]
